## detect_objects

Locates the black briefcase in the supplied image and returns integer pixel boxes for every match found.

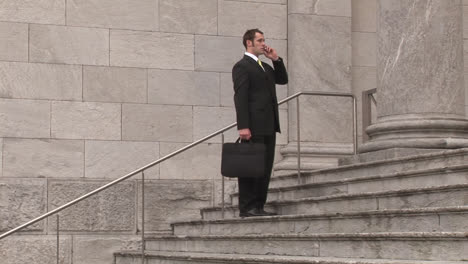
[221,138,265,178]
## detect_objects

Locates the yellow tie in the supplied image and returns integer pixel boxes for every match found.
[258,59,264,71]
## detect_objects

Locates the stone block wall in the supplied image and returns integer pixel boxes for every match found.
[0,0,287,263]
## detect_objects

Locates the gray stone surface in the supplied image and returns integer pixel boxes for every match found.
[195,35,244,72]
[0,99,50,138]
[48,180,136,232]
[3,138,84,178]
[67,0,158,31]
[160,142,221,180]
[51,101,121,140]
[0,0,65,25]
[122,104,192,142]
[138,180,212,231]
[193,106,237,143]
[83,66,146,103]
[85,140,159,179]
[0,178,46,232]
[0,22,28,62]
[73,236,140,264]
[213,178,238,206]
[0,61,82,100]
[0,139,2,176]
[30,24,109,65]
[288,14,351,94]
[289,0,351,17]
[160,0,217,35]
[111,30,194,70]
[352,32,376,67]
[377,0,464,117]
[0,236,72,264]
[218,0,287,38]
[352,0,377,32]
[148,69,220,106]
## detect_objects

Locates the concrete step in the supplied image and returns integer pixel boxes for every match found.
[143,232,468,261]
[231,165,468,206]
[270,148,468,189]
[171,206,468,236]
[201,184,468,220]
[115,251,467,264]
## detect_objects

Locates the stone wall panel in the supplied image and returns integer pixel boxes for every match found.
[289,0,351,17]
[30,25,109,65]
[0,0,65,25]
[111,30,194,70]
[352,32,377,67]
[159,142,221,180]
[193,106,237,143]
[160,0,217,34]
[73,236,140,264]
[48,180,136,232]
[352,0,377,32]
[0,99,50,138]
[218,0,287,38]
[67,0,158,31]
[51,101,121,140]
[195,35,243,72]
[148,69,219,106]
[0,236,71,264]
[3,138,84,178]
[0,22,28,62]
[122,104,193,142]
[0,179,46,232]
[85,140,159,179]
[0,61,82,100]
[83,66,146,103]
[138,180,212,231]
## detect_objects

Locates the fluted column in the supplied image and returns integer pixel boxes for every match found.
[360,0,468,152]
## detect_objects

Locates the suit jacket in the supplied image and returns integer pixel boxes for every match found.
[232,55,288,135]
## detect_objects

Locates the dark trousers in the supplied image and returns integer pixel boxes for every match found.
[237,134,276,212]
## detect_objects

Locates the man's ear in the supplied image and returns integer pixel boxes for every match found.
[246,39,253,47]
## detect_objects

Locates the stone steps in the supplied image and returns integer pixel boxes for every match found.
[142,232,468,261]
[201,184,468,220]
[171,206,468,236]
[270,148,468,188]
[115,251,468,264]
[231,164,468,206]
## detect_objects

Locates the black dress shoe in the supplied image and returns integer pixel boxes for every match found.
[239,208,268,217]
[257,209,278,216]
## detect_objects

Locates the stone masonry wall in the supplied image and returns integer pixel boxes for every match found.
[0,1,287,263]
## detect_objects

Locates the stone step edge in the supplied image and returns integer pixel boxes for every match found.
[233,164,468,198]
[272,147,468,180]
[145,232,468,241]
[114,250,466,264]
[203,183,468,212]
[171,206,468,227]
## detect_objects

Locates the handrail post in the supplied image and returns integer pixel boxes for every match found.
[141,171,145,264]
[56,214,59,264]
[353,96,358,154]
[296,97,301,184]
[221,133,225,219]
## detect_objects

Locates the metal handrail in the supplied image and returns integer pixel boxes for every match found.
[362,88,377,143]
[0,91,357,241]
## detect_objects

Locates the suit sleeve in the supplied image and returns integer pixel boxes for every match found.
[232,63,250,130]
[272,57,288,85]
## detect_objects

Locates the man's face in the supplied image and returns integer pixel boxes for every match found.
[247,32,265,56]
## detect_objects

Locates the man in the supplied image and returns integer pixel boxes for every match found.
[232,29,288,217]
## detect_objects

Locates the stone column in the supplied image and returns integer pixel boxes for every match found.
[275,1,354,174]
[360,0,468,153]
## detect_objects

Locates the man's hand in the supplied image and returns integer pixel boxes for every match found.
[239,128,251,141]
[263,45,279,61]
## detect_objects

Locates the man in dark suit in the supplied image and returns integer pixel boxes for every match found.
[232,28,288,217]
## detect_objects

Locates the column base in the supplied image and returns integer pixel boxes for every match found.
[359,116,468,153]
[274,142,354,176]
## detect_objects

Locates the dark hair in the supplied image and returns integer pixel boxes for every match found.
[243,28,263,49]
